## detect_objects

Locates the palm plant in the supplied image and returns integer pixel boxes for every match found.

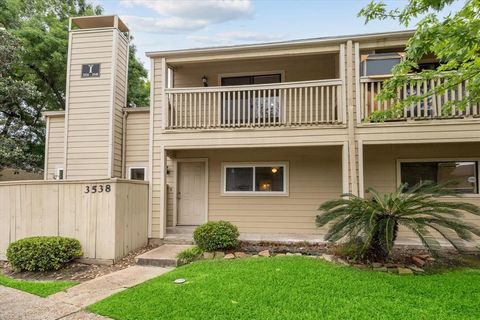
[316,181,480,261]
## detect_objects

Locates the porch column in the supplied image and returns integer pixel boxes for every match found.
[159,146,167,238]
[342,142,350,194]
[357,140,364,197]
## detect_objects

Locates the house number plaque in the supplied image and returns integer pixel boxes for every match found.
[84,184,111,194]
[81,63,101,77]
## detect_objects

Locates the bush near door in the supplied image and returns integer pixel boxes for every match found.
[193,221,240,252]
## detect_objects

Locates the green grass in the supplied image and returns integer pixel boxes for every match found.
[89,257,480,320]
[0,274,77,297]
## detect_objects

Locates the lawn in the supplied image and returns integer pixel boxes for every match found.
[0,274,77,297]
[88,257,480,320]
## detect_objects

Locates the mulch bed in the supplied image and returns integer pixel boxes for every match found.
[0,244,158,282]
[237,240,480,271]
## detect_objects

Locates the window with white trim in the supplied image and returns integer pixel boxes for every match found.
[399,160,479,194]
[223,163,287,194]
[128,167,147,181]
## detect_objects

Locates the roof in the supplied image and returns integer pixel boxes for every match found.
[146,29,415,58]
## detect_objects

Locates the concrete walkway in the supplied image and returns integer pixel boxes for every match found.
[0,285,105,320]
[49,265,170,308]
[0,265,171,319]
[136,244,193,267]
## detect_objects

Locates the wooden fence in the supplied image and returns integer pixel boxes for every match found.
[0,179,148,262]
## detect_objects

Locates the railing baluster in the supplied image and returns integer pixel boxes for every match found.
[262,90,266,126]
[288,88,292,125]
[247,90,251,126]
[326,86,330,122]
[315,86,319,124]
[299,87,304,124]
[242,91,246,126]
[321,86,324,123]
[267,89,271,126]
[253,90,257,127]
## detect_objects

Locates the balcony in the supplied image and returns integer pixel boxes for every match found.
[360,76,480,122]
[164,79,344,130]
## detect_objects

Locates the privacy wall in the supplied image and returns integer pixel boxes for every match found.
[0,179,148,261]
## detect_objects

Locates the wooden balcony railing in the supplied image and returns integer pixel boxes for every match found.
[164,79,344,129]
[360,77,480,122]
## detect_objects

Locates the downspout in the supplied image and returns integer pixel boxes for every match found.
[121,110,128,178]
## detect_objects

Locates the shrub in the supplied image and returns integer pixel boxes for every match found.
[177,246,203,264]
[193,221,240,252]
[317,181,480,261]
[7,236,83,272]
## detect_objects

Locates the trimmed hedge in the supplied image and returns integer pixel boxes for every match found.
[7,236,83,272]
[193,221,239,252]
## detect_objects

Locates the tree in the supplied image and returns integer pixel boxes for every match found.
[316,182,480,261]
[127,45,150,107]
[0,0,150,171]
[0,29,44,170]
[359,0,480,120]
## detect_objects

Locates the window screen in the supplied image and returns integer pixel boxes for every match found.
[224,164,286,193]
[130,168,146,181]
[400,161,478,194]
[225,167,254,191]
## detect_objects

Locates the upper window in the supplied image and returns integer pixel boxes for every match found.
[400,160,478,194]
[129,167,147,181]
[361,53,402,76]
[223,163,287,195]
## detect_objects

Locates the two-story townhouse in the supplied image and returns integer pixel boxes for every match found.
[41,15,480,251]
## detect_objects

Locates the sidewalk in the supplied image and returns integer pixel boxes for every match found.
[0,265,171,319]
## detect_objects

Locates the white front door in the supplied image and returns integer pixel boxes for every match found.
[177,161,206,226]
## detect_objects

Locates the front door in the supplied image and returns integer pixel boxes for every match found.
[177,161,206,226]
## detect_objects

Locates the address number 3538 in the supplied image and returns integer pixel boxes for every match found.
[84,185,111,194]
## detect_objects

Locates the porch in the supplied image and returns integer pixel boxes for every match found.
[159,145,346,238]
[162,51,347,130]
[359,76,480,122]
[362,141,480,248]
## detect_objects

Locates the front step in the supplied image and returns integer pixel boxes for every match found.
[135,244,193,267]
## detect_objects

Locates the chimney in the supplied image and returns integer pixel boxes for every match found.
[63,15,129,179]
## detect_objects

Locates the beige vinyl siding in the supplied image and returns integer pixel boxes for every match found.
[125,110,149,168]
[169,146,343,234]
[46,116,65,180]
[364,142,480,246]
[173,53,339,88]
[112,33,129,178]
[66,29,115,179]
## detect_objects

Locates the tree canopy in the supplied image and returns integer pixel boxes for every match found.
[359,0,480,120]
[0,0,149,171]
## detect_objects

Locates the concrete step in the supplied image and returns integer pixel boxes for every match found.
[135,244,194,267]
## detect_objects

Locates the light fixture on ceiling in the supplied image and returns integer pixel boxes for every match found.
[271,167,278,174]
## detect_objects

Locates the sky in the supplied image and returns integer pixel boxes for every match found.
[93,0,465,69]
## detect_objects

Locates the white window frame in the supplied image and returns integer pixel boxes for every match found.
[396,158,480,197]
[218,70,285,87]
[128,166,148,181]
[221,162,289,196]
[55,168,64,180]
